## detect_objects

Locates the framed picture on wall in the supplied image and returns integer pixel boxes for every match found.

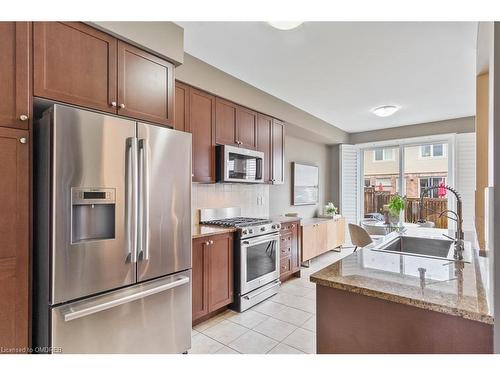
[292,162,319,205]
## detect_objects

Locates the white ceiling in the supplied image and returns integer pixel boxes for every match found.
[178,22,477,133]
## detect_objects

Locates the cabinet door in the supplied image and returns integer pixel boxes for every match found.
[290,222,300,272]
[326,220,337,250]
[301,224,316,262]
[0,22,31,130]
[215,98,237,145]
[207,233,234,312]
[236,106,257,149]
[174,81,189,132]
[335,218,346,248]
[117,41,174,126]
[33,22,117,113]
[271,119,285,184]
[189,88,216,183]
[257,114,273,183]
[316,223,328,257]
[192,238,209,322]
[0,127,29,351]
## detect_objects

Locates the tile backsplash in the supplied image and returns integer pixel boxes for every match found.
[192,183,270,223]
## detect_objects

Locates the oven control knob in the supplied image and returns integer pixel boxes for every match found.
[248,229,254,234]
[272,224,281,230]
[242,229,248,235]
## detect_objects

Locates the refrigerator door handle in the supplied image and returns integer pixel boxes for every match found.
[61,275,190,322]
[126,137,139,263]
[138,139,150,260]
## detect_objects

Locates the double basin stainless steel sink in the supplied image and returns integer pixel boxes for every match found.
[370,233,472,263]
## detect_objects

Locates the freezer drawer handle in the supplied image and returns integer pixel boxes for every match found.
[62,276,190,322]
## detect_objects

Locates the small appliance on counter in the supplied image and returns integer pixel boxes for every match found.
[200,207,281,311]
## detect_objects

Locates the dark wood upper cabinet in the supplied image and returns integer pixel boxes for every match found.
[0,127,30,351]
[33,22,117,114]
[189,88,216,183]
[215,98,237,146]
[271,119,285,184]
[174,81,190,132]
[257,114,273,183]
[0,22,31,130]
[117,41,174,126]
[236,106,257,149]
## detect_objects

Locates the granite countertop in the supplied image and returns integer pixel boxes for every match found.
[310,227,493,324]
[192,224,237,239]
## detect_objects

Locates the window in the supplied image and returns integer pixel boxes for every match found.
[373,148,394,161]
[419,144,446,158]
[419,176,446,198]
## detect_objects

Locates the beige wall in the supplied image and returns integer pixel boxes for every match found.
[90,22,184,65]
[269,135,332,219]
[176,53,349,144]
[475,73,489,249]
[350,117,475,144]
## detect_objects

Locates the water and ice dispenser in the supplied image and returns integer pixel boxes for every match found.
[71,188,116,243]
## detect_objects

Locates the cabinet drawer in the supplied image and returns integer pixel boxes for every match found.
[280,257,292,274]
[280,242,292,258]
[280,221,298,232]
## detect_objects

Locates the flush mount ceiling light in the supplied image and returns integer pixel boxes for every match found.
[267,22,304,30]
[371,105,400,117]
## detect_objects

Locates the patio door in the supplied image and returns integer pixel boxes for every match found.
[402,143,449,229]
[361,142,450,229]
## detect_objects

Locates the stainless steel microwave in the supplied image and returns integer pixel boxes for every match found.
[216,145,264,183]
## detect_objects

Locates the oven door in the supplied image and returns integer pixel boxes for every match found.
[240,233,280,295]
[219,145,264,183]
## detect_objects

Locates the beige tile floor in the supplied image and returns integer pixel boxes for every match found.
[190,247,353,354]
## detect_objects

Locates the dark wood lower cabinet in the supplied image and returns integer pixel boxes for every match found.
[279,219,300,281]
[192,232,234,324]
[316,285,493,354]
[0,127,30,352]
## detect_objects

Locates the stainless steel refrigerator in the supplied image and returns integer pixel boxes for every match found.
[33,104,192,353]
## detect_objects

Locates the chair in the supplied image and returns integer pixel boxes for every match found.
[348,223,373,252]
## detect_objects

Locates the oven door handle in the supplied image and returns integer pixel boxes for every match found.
[242,234,279,246]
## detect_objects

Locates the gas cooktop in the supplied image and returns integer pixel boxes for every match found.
[201,216,272,228]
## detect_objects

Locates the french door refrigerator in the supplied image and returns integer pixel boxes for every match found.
[33,104,192,353]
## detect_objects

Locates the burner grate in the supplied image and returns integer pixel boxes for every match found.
[201,216,272,228]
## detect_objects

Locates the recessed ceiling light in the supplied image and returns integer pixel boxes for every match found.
[267,22,303,31]
[371,105,400,117]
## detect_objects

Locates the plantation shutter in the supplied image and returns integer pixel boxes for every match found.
[339,144,360,242]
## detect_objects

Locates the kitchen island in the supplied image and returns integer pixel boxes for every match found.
[310,227,493,354]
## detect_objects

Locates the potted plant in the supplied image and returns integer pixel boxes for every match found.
[324,202,338,217]
[388,194,406,228]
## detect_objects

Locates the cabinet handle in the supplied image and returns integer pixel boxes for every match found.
[110,101,117,107]
[119,103,126,109]
[19,114,29,121]
[209,240,214,245]
[204,241,210,246]
[19,137,27,144]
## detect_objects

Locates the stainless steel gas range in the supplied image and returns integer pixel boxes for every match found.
[200,207,281,311]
